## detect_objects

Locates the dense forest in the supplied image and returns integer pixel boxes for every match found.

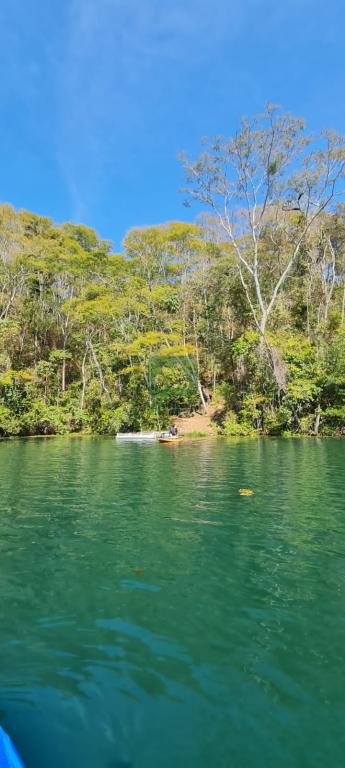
[1,106,345,438]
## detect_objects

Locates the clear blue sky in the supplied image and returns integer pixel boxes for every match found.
[1,0,345,247]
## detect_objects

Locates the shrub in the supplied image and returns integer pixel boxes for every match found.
[222,411,256,436]
[0,405,20,437]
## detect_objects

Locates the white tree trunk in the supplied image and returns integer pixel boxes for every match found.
[197,380,207,412]
[87,338,111,403]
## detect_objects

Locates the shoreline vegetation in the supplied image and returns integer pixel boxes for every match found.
[1,106,345,440]
[1,430,343,443]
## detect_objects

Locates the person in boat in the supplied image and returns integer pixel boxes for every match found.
[169,423,178,437]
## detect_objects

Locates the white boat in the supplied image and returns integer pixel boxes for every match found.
[116,432,158,441]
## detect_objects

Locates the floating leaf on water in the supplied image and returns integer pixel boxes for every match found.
[239,489,254,496]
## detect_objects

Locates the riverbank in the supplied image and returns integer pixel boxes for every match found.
[1,428,343,443]
[174,404,217,436]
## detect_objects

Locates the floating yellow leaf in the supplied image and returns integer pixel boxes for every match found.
[239,489,254,496]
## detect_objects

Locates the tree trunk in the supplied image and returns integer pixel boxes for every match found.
[197,380,207,412]
[259,313,267,338]
[192,308,207,412]
[87,338,112,403]
[313,406,321,435]
[80,351,87,410]
[323,237,336,323]
[61,338,67,393]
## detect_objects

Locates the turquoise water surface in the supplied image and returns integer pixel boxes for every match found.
[0,437,344,767]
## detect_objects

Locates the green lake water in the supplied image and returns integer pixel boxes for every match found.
[0,436,344,767]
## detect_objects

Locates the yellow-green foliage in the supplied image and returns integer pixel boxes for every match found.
[0,203,344,437]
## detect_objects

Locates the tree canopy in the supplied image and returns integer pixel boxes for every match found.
[1,108,345,437]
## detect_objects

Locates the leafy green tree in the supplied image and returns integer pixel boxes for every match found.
[0,108,345,438]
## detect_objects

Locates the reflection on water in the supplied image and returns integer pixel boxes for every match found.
[0,437,345,767]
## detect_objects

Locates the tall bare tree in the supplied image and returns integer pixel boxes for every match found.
[181,105,345,337]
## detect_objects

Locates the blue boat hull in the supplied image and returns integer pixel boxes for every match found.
[0,727,26,768]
